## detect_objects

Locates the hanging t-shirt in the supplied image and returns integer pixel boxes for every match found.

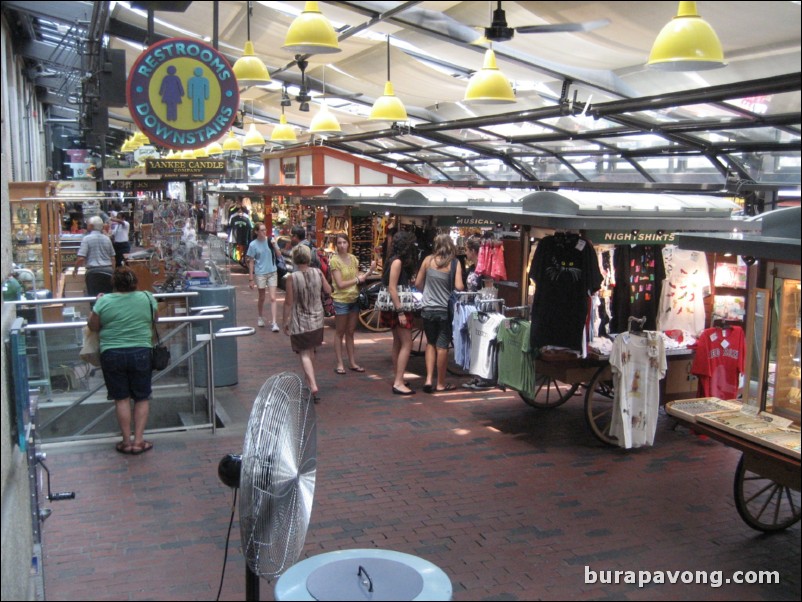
[452,302,477,371]
[608,331,667,449]
[611,245,665,333]
[657,247,710,335]
[497,319,536,399]
[229,214,253,246]
[690,326,745,400]
[529,233,603,352]
[468,312,506,380]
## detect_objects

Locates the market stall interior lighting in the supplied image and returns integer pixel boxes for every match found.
[647,1,725,71]
[369,36,407,122]
[282,1,341,55]
[464,47,516,104]
[232,1,271,86]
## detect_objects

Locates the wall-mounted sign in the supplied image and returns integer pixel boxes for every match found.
[586,231,676,245]
[127,38,239,150]
[437,216,498,227]
[145,159,227,177]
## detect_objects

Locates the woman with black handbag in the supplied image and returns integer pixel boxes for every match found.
[88,267,158,455]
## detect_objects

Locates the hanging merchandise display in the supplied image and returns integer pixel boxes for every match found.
[529,231,603,355]
[657,246,711,335]
[496,317,536,399]
[467,308,506,382]
[608,328,667,449]
[610,244,665,333]
[690,325,745,400]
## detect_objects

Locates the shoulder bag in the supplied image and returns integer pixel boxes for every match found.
[148,293,171,371]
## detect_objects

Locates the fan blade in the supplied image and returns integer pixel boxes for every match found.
[516,19,610,35]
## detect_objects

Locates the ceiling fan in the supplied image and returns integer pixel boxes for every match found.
[479,1,609,42]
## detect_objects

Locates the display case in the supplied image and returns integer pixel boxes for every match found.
[767,270,801,422]
[9,182,62,294]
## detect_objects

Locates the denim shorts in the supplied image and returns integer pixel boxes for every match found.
[100,347,153,402]
[421,309,452,349]
[333,299,360,315]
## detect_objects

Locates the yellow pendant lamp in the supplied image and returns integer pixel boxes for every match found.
[310,66,341,133]
[310,100,341,134]
[223,130,242,153]
[464,47,515,104]
[271,113,297,143]
[370,36,407,122]
[193,145,209,158]
[243,124,266,151]
[233,1,272,86]
[180,149,195,160]
[283,1,341,55]
[206,140,224,156]
[648,1,725,71]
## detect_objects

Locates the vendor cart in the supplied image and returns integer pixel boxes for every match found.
[667,399,801,532]
[521,349,696,446]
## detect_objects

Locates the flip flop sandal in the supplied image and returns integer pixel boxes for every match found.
[422,384,434,394]
[349,366,365,373]
[130,441,154,455]
[334,368,346,375]
[435,384,457,392]
[116,441,133,455]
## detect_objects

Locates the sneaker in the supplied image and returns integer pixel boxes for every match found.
[257,317,265,327]
[271,322,280,333]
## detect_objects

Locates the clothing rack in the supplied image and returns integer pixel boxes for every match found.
[475,297,504,311]
[503,305,530,318]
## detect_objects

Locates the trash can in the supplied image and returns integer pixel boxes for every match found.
[189,284,238,387]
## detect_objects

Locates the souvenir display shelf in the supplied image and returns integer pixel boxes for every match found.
[9,182,62,294]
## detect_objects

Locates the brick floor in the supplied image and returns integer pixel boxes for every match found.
[41,273,800,601]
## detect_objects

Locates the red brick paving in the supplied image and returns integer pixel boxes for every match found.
[42,273,800,600]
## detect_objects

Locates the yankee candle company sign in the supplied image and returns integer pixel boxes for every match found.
[127,38,239,150]
[146,159,226,176]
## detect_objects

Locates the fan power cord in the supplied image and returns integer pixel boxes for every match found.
[216,488,238,602]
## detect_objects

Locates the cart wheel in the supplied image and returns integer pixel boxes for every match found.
[358,305,389,332]
[584,365,618,446]
[734,454,801,532]
[520,375,578,408]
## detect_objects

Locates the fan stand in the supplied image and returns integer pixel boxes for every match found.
[246,566,260,602]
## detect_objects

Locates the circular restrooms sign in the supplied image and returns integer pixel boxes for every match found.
[127,38,240,150]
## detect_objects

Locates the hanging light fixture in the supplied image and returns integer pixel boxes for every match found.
[370,36,407,122]
[464,46,515,104]
[206,140,224,156]
[310,65,341,134]
[271,112,297,143]
[242,100,266,151]
[283,1,341,55]
[223,130,243,154]
[180,149,195,159]
[233,1,272,86]
[647,1,725,70]
[193,146,209,158]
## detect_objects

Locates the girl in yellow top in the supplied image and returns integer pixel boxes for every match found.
[330,233,376,374]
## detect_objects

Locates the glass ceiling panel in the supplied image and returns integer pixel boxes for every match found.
[693,127,802,144]
[725,91,801,116]
[592,134,672,151]
[538,115,621,133]
[526,140,604,153]
[627,103,744,124]
[729,152,801,184]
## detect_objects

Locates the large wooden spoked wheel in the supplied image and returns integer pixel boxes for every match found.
[734,454,801,532]
[520,375,579,409]
[584,365,618,446]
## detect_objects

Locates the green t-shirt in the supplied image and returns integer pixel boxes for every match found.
[497,319,536,398]
[93,291,157,353]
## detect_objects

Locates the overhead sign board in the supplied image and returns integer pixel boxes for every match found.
[146,159,227,177]
[127,38,239,150]
[586,231,677,245]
